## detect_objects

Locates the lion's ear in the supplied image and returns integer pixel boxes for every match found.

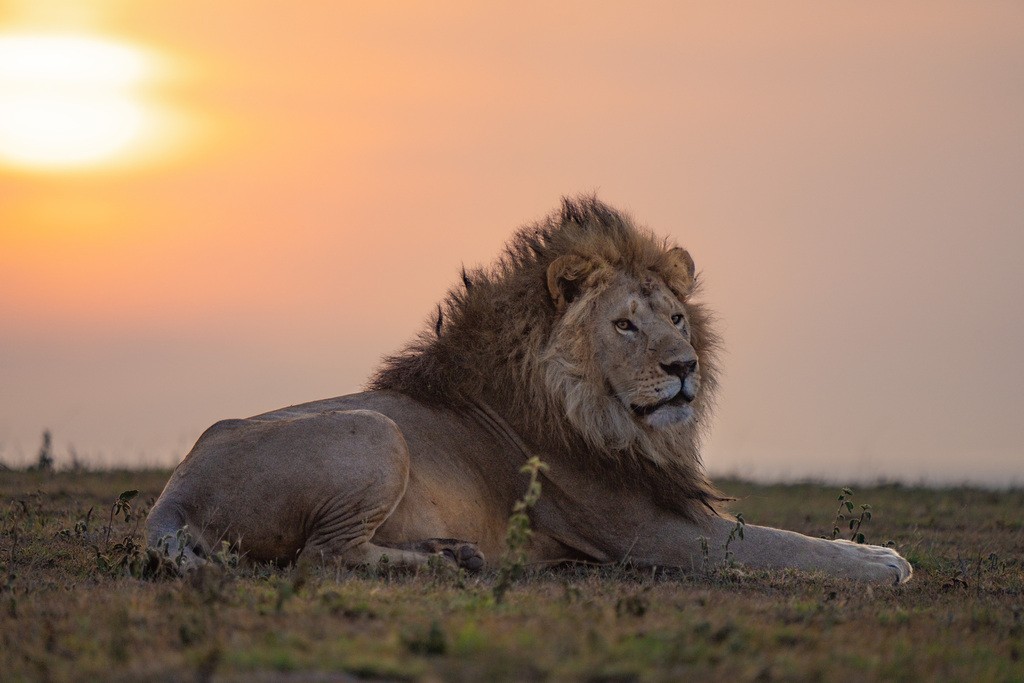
[658,247,696,297]
[547,254,594,312]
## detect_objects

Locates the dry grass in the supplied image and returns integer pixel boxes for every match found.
[2,470,1023,681]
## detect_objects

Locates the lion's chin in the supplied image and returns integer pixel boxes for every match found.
[641,404,695,429]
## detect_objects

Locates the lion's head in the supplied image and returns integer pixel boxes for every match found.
[545,243,704,439]
[371,196,723,516]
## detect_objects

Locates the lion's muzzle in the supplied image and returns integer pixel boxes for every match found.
[629,357,701,428]
[661,360,699,402]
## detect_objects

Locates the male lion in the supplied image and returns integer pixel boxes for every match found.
[148,197,912,584]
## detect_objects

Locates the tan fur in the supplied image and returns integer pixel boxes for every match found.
[147,196,912,584]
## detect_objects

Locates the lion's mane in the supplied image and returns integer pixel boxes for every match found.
[370,196,725,519]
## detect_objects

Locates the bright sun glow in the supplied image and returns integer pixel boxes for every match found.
[0,34,161,170]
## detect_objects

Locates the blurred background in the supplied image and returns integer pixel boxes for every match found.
[1,1,1022,484]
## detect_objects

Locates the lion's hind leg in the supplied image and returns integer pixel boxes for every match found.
[293,411,483,573]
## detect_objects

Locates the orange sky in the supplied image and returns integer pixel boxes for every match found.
[2,2,1023,483]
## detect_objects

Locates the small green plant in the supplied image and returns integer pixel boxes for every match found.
[158,525,195,568]
[93,488,179,580]
[493,456,548,604]
[724,513,745,566]
[698,535,710,573]
[57,506,93,541]
[104,489,139,548]
[96,534,177,580]
[211,540,241,570]
[829,488,872,543]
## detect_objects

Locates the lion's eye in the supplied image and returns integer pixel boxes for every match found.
[614,319,637,332]
[671,313,684,325]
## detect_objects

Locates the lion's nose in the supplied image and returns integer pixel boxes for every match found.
[660,360,699,401]
[660,360,697,381]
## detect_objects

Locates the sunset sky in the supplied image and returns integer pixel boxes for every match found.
[1,2,1022,484]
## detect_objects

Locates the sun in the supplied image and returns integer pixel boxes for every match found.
[0,33,161,171]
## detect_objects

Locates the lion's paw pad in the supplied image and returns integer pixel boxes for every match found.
[455,544,485,571]
[435,541,484,572]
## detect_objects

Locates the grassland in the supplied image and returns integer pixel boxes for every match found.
[1,469,1023,681]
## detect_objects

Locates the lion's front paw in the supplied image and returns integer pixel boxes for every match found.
[420,538,485,572]
[443,543,485,572]
[831,540,913,585]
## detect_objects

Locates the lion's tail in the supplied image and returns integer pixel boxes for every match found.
[145,496,206,570]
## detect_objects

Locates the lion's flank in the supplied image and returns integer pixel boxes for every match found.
[369,195,726,519]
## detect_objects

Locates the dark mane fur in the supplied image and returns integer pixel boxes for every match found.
[369,196,726,519]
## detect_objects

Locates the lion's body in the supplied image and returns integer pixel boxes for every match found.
[148,197,912,583]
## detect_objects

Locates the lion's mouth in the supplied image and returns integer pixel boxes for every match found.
[630,389,691,418]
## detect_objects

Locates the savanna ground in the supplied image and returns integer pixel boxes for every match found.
[1,468,1023,682]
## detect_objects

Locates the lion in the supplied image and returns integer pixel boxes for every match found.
[147,196,912,584]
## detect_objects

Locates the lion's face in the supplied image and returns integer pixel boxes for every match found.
[590,272,700,429]
[543,246,704,448]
